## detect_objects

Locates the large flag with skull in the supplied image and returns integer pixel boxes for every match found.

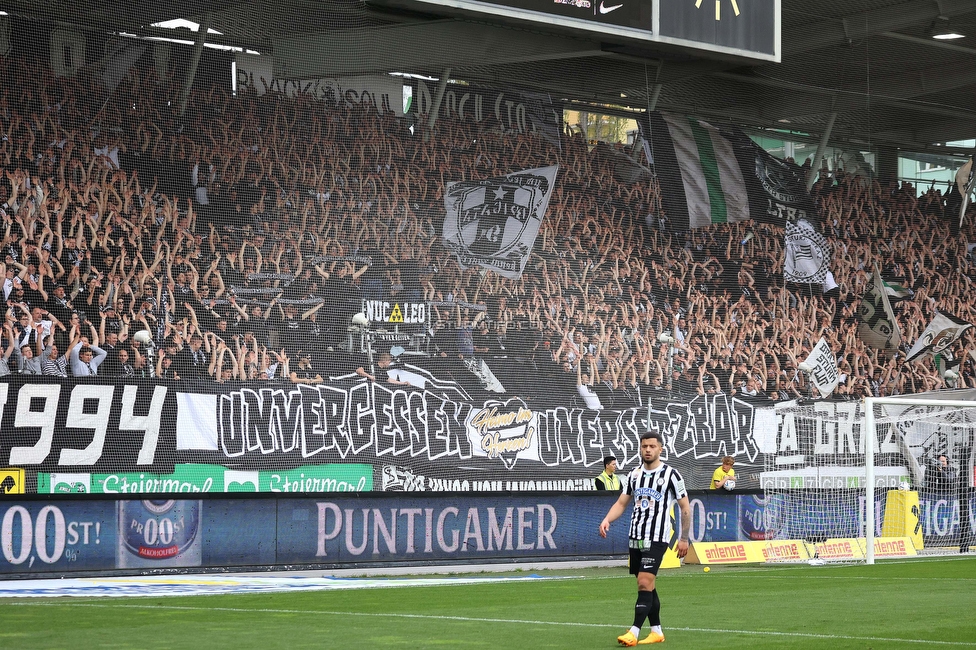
[443,165,558,280]
[906,311,973,362]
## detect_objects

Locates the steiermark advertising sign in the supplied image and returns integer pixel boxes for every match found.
[37,464,373,494]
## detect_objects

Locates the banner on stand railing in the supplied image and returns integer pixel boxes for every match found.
[0,377,936,494]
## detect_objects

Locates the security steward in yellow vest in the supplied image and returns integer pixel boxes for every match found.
[594,455,622,491]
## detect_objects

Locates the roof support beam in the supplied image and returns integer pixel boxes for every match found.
[179,12,212,117]
[784,0,975,55]
[712,64,976,125]
[425,67,451,140]
[274,20,603,78]
[807,112,837,191]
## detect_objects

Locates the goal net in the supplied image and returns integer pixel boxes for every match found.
[761,394,976,564]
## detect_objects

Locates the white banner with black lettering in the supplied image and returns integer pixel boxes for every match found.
[803,337,839,398]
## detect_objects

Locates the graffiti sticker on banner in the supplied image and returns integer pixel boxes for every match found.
[0,468,25,494]
[38,473,91,493]
[467,399,540,468]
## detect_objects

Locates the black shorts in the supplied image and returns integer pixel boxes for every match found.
[628,541,669,576]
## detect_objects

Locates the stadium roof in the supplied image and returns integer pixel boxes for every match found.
[4,0,976,155]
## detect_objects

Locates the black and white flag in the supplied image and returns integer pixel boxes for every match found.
[935,351,962,384]
[784,218,831,284]
[803,337,839,398]
[857,268,902,351]
[101,40,148,94]
[906,312,972,362]
[443,165,557,280]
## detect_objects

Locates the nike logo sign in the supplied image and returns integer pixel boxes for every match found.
[600,2,623,13]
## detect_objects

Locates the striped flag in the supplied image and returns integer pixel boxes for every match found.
[882,278,911,301]
[641,112,814,231]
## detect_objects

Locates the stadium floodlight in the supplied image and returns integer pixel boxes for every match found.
[931,16,965,40]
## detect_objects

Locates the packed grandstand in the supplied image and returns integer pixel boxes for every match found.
[0,47,973,412]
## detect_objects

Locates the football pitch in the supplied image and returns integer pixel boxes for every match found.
[2,558,975,649]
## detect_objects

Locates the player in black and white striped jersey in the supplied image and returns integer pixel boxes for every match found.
[599,431,691,646]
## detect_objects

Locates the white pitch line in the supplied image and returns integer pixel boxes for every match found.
[8,602,976,647]
[704,576,976,582]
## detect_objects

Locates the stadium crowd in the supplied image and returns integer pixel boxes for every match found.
[0,52,974,407]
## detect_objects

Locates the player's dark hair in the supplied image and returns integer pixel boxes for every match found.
[602,455,616,468]
[641,431,664,445]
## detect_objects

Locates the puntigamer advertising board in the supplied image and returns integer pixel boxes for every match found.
[0,494,628,574]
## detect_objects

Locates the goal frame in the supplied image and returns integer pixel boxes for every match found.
[864,395,976,564]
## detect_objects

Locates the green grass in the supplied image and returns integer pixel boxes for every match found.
[2,559,976,649]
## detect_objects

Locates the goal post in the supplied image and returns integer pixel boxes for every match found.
[762,394,976,565]
[865,395,976,563]
[865,397,875,564]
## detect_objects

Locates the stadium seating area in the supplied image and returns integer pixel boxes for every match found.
[1,53,974,403]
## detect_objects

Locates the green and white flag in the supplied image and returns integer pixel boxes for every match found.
[649,113,750,228]
[935,351,962,383]
[882,278,911,301]
[641,112,815,230]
